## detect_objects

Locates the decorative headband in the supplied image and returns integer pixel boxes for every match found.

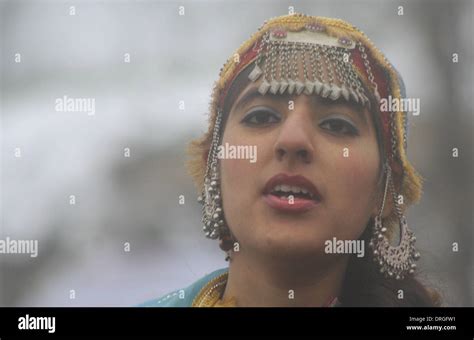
[219,21,392,105]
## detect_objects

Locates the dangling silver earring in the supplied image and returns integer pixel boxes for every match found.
[197,109,227,240]
[369,163,420,280]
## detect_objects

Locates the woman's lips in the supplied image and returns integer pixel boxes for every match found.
[262,173,322,213]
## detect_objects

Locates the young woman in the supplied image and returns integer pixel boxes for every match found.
[140,13,440,307]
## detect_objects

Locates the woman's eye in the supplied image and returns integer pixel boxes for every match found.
[320,118,358,136]
[242,109,280,126]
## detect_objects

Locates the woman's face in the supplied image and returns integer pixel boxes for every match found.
[219,80,382,262]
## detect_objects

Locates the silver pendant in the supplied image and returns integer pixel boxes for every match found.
[287,79,296,95]
[269,79,280,94]
[328,85,342,100]
[321,83,332,98]
[341,86,350,101]
[314,81,324,95]
[279,79,289,94]
[248,64,263,82]
[295,80,305,95]
[304,80,315,95]
[258,79,271,95]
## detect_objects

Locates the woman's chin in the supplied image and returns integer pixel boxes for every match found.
[250,235,331,260]
[261,217,331,239]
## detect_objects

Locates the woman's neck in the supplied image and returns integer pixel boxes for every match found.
[221,251,348,307]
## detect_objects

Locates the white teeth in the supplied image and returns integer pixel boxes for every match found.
[290,186,301,193]
[272,184,310,195]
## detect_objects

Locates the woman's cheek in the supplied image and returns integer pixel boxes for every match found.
[220,128,265,195]
[219,132,258,210]
[324,142,379,236]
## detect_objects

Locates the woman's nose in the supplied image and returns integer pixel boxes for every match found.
[273,111,314,164]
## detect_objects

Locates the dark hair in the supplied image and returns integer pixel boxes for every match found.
[222,62,441,307]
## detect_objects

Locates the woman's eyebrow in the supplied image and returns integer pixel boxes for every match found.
[317,97,367,124]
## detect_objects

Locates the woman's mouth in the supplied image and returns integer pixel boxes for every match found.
[262,173,322,213]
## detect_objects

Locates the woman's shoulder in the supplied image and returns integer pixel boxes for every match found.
[137,267,228,307]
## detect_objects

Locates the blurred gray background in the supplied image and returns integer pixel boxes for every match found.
[0,0,472,306]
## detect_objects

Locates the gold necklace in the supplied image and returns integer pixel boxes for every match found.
[192,272,231,307]
[192,271,340,307]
